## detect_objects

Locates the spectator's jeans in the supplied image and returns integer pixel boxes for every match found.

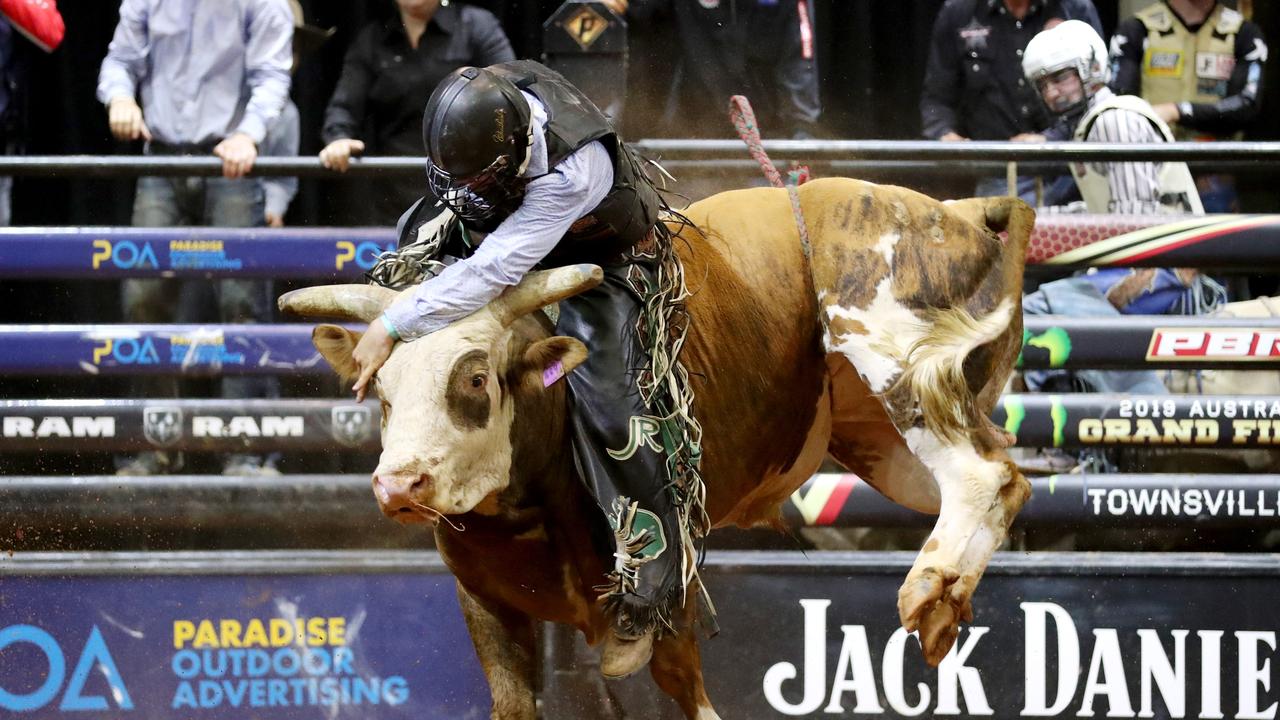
[1197,174,1238,214]
[975,174,1079,208]
[124,176,276,402]
[0,175,12,226]
[1022,276,1168,396]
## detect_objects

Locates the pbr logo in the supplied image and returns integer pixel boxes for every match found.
[331,406,373,447]
[143,406,184,447]
[1147,328,1280,360]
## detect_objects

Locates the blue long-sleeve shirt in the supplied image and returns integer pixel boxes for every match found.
[261,99,299,219]
[96,0,293,146]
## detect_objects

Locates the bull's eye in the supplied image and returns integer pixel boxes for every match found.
[446,350,491,430]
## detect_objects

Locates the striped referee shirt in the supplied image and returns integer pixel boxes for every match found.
[1079,88,1167,215]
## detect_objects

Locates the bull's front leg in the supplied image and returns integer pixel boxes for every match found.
[456,581,538,720]
[896,428,1031,666]
[648,583,720,720]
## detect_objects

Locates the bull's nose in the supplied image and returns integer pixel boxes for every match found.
[372,474,430,520]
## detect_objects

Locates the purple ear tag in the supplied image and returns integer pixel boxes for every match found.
[542,360,566,388]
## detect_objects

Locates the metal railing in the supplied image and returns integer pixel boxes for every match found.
[0,140,1274,178]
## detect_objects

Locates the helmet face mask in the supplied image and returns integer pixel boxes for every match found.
[425,154,522,228]
[1022,20,1110,119]
[1035,67,1087,116]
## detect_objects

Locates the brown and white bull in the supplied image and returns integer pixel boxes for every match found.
[281,177,1034,719]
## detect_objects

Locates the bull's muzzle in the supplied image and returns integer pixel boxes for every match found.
[372,473,432,524]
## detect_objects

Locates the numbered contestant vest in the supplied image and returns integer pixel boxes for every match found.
[1136,2,1243,140]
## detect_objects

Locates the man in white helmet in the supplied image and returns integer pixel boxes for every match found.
[1022,19,1203,215]
[1017,21,1220,479]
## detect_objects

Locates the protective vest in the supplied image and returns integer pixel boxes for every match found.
[482,60,661,266]
[1136,2,1242,139]
[1071,94,1204,215]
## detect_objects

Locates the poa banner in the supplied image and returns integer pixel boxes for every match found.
[0,556,488,718]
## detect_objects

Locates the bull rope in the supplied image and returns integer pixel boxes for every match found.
[729,96,812,254]
[729,95,828,339]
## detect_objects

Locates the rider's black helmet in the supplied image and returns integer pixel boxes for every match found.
[423,66,533,227]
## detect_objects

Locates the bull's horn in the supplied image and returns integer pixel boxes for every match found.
[278,284,400,323]
[496,264,604,325]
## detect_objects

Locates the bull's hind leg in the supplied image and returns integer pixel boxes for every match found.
[456,582,538,720]
[827,356,1029,665]
[894,428,1029,665]
[826,290,1029,665]
[649,587,719,720]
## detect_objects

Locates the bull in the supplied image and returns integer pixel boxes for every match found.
[280,177,1034,719]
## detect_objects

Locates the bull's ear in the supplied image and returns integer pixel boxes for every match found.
[313,324,362,382]
[519,336,588,390]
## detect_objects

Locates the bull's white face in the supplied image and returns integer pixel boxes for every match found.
[288,264,601,526]
[371,309,518,521]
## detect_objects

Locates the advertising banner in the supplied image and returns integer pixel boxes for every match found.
[6,551,1278,719]
[0,399,378,452]
[0,227,394,279]
[0,325,339,376]
[785,473,1280,529]
[1021,316,1280,369]
[1028,213,1280,269]
[994,393,1280,448]
[564,552,1280,719]
[0,553,488,718]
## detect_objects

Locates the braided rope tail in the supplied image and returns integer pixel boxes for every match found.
[728,95,827,339]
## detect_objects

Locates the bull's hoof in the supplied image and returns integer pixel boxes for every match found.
[600,629,655,679]
[898,568,976,667]
[896,565,958,632]
[917,602,959,666]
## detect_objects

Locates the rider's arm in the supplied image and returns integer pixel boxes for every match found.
[382,142,614,342]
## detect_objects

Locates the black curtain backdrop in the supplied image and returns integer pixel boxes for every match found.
[12,0,1280,231]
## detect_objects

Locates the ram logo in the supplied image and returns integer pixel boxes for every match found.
[143,406,184,447]
[331,406,373,448]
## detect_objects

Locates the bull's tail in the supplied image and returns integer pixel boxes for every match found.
[895,195,1032,442]
[889,296,1017,443]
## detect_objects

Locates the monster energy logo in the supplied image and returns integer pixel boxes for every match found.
[1017,326,1073,368]
[1001,395,1068,448]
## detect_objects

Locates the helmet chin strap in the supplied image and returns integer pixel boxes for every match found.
[514,95,535,177]
[516,122,534,176]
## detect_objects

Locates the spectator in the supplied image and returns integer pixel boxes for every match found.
[262,0,332,228]
[1110,0,1267,212]
[262,101,299,229]
[1023,19,1203,215]
[0,0,65,226]
[319,0,514,224]
[1019,20,1222,472]
[97,0,293,476]
[616,0,821,139]
[920,0,1102,199]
